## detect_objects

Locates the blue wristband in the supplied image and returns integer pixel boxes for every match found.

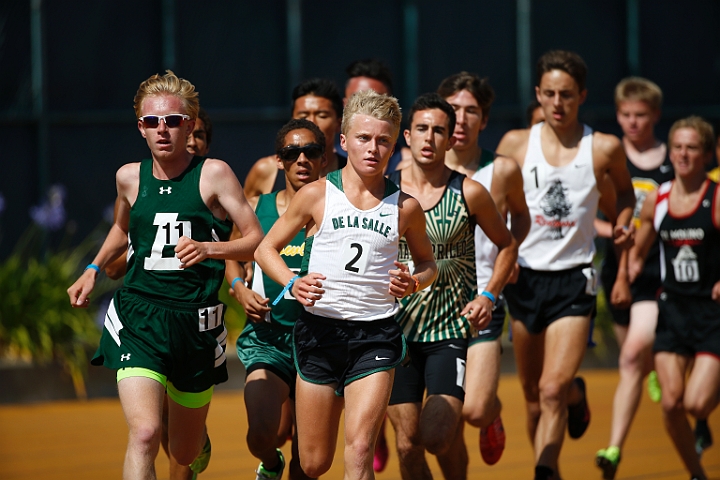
[480,290,496,304]
[230,277,243,291]
[85,263,100,273]
[272,275,299,306]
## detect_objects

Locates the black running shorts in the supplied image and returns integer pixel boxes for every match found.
[293,311,406,396]
[389,338,468,404]
[504,265,596,334]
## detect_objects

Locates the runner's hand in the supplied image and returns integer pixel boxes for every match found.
[461,295,492,330]
[176,236,208,268]
[293,273,326,307]
[388,261,413,298]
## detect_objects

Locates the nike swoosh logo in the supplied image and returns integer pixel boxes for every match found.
[660,165,671,173]
[574,164,586,168]
[448,344,464,350]
[379,212,392,217]
[375,356,390,361]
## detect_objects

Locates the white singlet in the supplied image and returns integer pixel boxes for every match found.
[519,122,599,271]
[471,161,496,290]
[302,170,400,320]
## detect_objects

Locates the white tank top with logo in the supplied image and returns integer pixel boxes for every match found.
[302,170,400,320]
[519,122,599,271]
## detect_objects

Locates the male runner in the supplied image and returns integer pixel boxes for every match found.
[594,77,674,479]
[244,78,345,199]
[254,90,437,480]
[228,119,326,480]
[343,58,406,175]
[67,70,263,480]
[496,50,635,480]
[386,93,517,480]
[105,107,215,281]
[103,106,220,480]
[629,116,720,480]
[438,72,530,466]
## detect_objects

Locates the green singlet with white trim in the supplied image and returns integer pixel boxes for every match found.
[390,170,477,342]
[123,157,230,304]
[252,191,305,327]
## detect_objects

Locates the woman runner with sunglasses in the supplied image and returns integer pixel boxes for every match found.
[67,70,263,480]
[227,119,328,480]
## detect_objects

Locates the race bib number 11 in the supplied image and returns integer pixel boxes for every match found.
[144,213,192,271]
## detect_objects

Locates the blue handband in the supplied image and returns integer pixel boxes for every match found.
[480,290,496,304]
[230,277,243,291]
[272,275,299,305]
[85,263,100,273]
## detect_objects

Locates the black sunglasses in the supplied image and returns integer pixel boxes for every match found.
[278,143,325,162]
[139,114,191,128]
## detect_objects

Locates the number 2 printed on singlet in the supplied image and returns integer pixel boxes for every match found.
[341,238,370,275]
[144,213,192,271]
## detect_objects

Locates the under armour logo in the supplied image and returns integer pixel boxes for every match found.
[120,353,131,361]
[703,199,711,208]
[159,187,172,194]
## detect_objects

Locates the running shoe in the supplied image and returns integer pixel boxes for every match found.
[255,449,285,480]
[647,370,662,403]
[480,415,506,465]
[595,446,621,480]
[695,419,713,456]
[373,424,389,472]
[568,376,590,439]
[534,465,554,480]
[189,434,212,480]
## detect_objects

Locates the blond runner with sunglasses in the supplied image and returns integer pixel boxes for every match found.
[67,70,263,480]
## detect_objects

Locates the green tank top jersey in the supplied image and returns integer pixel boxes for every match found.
[392,170,477,342]
[254,192,305,327]
[123,157,228,305]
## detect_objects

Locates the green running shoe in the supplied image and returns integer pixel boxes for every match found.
[695,419,713,457]
[647,370,662,403]
[595,446,620,480]
[255,449,286,480]
[189,434,212,480]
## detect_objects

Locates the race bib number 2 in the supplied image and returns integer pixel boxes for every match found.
[144,213,192,271]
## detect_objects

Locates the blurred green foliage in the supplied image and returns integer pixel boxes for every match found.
[0,224,119,399]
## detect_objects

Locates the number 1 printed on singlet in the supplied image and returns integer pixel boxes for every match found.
[144,213,192,271]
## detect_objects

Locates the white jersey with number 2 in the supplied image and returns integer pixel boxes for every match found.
[302,170,400,321]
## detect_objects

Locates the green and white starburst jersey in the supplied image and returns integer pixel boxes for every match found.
[390,170,476,342]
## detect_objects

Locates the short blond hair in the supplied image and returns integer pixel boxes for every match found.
[341,90,402,139]
[133,70,199,119]
[668,116,715,154]
[615,77,663,111]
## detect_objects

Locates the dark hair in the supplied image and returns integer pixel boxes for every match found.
[536,50,587,91]
[407,93,456,136]
[437,72,495,119]
[345,58,393,94]
[275,118,326,155]
[197,108,213,145]
[291,78,343,119]
[526,99,541,126]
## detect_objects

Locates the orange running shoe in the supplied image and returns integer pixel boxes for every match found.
[480,415,506,465]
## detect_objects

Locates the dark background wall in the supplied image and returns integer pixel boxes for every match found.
[1,0,719,256]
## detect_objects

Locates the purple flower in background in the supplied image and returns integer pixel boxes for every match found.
[30,184,67,231]
[103,203,115,224]
[0,192,5,216]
